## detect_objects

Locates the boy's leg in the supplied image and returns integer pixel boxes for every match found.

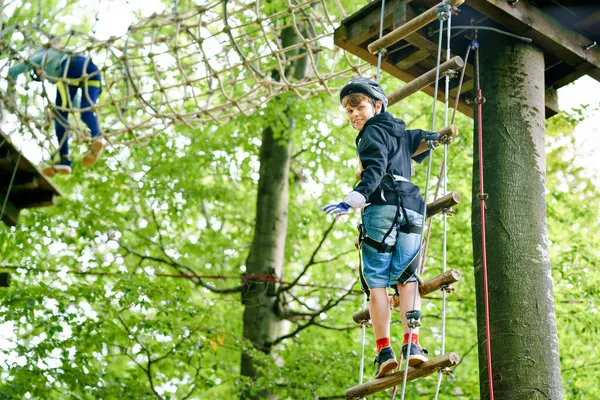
[395,281,421,334]
[43,83,73,177]
[80,83,103,167]
[369,287,391,340]
[361,205,399,378]
[391,209,428,366]
[70,56,103,167]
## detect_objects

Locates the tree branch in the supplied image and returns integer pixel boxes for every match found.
[270,282,356,347]
[278,218,337,293]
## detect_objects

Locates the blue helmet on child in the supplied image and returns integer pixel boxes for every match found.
[340,77,388,112]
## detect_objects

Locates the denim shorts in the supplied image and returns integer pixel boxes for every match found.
[361,205,423,288]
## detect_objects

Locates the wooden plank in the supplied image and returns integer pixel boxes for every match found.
[573,10,600,30]
[0,175,39,192]
[345,353,460,399]
[352,269,461,324]
[450,77,473,97]
[335,26,474,117]
[401,5,474,78]
[368,0,464,54]
[345,0,403,46]
[545,87,558,119]
[549,62,596,89]
[466,0,600,81]
[396,49,431,70]
[13,191,57,209]
[388,56,464,106]
[0,192,20,226]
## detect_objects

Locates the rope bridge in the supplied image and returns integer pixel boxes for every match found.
[0,0,370,157]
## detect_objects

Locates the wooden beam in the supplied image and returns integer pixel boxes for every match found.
[549,62,596,89]
[396,49,431,70]
[344,0,402,46]
[388,56,464,106]
[545,87,558,119]
[427,191,461,218]
[573,10,600,30]
[345,353,460,399]
[13,191,57,209]
[0,175,39,192]
[0,192,20,226]
[352,269,461,324]
[368,0,465,54]
[467,0,600,82]
[334,26,474,117]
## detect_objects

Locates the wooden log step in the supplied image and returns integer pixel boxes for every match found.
[388,56,464,107]
[352,269,461,324]
[438,125,458,140]
[367,0,464,54]
[345,353,460,399]
[427,191,461,218]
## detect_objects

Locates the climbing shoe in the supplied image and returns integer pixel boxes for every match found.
[373,346,398,378]
[42,157,72,178]
[401,343,429,367]
[82,137,104,167]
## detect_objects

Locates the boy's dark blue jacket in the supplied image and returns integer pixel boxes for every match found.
[353,111,432,213]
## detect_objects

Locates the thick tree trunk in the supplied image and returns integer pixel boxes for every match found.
[239,25,307,400]
[472,36,563,399]
[240,124,291,399]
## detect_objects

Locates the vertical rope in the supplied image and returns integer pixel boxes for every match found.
[399,6,446,399]
[434,6,452,398]
[374,0,386,83]
[474,30,495,400]
[359,292,367,386]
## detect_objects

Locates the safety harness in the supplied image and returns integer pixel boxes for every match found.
[357,173,424,299]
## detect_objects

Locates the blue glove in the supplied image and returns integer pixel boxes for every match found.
[322,201,351,215]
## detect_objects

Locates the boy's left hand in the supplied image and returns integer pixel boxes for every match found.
[322,201,351,215]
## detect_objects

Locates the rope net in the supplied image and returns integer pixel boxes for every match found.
[0,0,371,158]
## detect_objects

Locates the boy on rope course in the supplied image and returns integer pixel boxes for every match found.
[323,77,450,379]
[6,48,104,177]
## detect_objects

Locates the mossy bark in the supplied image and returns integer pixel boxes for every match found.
[472,35,563,399]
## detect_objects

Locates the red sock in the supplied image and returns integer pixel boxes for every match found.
[403,333,419,346]
[376,337,390,353]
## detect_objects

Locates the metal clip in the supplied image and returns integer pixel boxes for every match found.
[442,285,455,293]
[436,4,450,21]
[474,96,486,104]
[583,41,597,52]
[442,367,453,376]
[442,207,455,217]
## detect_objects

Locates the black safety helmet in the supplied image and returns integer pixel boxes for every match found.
[339,77,388,112]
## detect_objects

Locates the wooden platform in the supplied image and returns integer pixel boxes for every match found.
[346,353,460,399]
[0,131,63,226]
[334,0,600,119]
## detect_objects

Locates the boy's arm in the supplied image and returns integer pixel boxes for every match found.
[409,126,457,158]
[7,51,44,91]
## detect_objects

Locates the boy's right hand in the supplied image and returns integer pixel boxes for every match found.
[322,201,351,216]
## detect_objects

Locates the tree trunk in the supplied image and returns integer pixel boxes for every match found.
[472,35,563,399]
[240,24,308,400]
[240,124,291,399]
